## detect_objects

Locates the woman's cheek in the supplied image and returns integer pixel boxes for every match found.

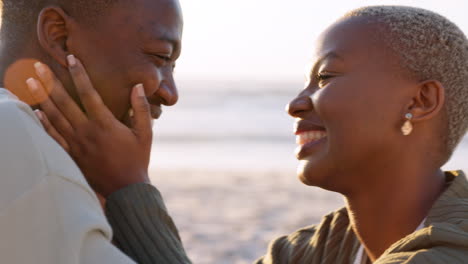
[311,88,324,112]
[311,87,335,119]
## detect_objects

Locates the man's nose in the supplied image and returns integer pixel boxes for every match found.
[156,79,178,106]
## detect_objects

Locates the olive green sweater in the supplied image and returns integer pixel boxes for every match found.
[105,171,468,264]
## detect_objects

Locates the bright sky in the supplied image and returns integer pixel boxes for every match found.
[176,0,468,81]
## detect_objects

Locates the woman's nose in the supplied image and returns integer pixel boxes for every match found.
[286,91,314,118]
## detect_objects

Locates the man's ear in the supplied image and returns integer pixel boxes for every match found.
[36,7,73,67]
[407,80,445,122]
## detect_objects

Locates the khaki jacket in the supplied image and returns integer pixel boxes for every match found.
[256,171,468,264]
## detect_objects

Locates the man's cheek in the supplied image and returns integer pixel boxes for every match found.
[101,87,131,121]
[142,73,162,96]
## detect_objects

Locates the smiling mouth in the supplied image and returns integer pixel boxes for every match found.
[295,130,328,160]
[296,130,327,146]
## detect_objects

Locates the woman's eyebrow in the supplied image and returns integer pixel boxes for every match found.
[308,51,344,78]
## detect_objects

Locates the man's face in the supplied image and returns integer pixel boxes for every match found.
[68,0,183,124]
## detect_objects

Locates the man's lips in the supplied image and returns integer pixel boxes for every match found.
[150,104,162,119]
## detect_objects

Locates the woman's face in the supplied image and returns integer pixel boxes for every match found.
[287,18,417,193]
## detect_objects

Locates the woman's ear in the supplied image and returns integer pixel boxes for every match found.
[36,7,73,67]
[409,80,445,122]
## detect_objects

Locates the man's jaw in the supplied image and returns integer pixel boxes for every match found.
[121,103,161,128]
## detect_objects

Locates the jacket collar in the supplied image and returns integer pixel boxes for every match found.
[382,171,468,256]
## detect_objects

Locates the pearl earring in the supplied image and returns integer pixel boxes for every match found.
[401,113,413,136]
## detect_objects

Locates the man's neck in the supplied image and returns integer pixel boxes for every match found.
[0,39,42,88]
[0,56,12,87]
[345,165,445,262]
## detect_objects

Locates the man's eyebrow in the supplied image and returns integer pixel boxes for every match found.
[158,35,180,50]
[158,29,182,52]
[145,28,181,54]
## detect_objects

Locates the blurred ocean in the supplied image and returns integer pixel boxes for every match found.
[150,79,301,172]
[150,79,468,173]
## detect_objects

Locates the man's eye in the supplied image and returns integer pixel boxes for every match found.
[156,55,171,62]
[149,53,172,64]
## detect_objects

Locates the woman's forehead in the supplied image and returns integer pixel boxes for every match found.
[312,18,394,67]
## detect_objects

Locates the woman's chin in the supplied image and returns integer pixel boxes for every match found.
[296,159,335,189]
[297,160,321,186]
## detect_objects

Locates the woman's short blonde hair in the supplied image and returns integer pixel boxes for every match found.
[343,6,468,156]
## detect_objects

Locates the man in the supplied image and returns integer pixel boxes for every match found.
[0,0,189,263]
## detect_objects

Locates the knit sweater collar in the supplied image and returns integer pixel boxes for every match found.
[379,170,468,258]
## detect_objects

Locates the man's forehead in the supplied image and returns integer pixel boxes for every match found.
[122,0,180,8]
[113,0,183,42]
[114,0,182,22]
[143,24,182,44]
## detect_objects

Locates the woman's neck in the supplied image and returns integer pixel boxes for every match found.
[345,167,446,262]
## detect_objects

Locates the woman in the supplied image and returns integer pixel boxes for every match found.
[28,5,468,264]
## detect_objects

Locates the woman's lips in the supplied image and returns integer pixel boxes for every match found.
[295,130,327,159]
[296,130,327,145]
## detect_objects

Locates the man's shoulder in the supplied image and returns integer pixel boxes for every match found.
[0,89,94,207]
[0,91,49,206]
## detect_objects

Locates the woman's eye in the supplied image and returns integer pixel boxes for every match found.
[317,73,333,81]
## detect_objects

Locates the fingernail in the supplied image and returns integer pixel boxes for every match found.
[135,83,145,97]
[128,108,134,118]
[34,62,47,78]
[34,110,43,120]
[67,54,76,67]
[26,78,38,91]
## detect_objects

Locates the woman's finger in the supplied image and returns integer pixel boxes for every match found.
[34,62,87,127]
[130,84,152,143]
[96,192,107,210]
[34,110,70,153]
[66,55,113,120]
[27,78,75,139]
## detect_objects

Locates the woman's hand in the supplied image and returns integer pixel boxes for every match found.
[26,55,153,197]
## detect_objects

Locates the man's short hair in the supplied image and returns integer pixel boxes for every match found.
[342,6,468,157]
[1,0,118,48]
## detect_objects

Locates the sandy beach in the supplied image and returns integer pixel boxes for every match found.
[152,164,468,263]
[151,168,344,264]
